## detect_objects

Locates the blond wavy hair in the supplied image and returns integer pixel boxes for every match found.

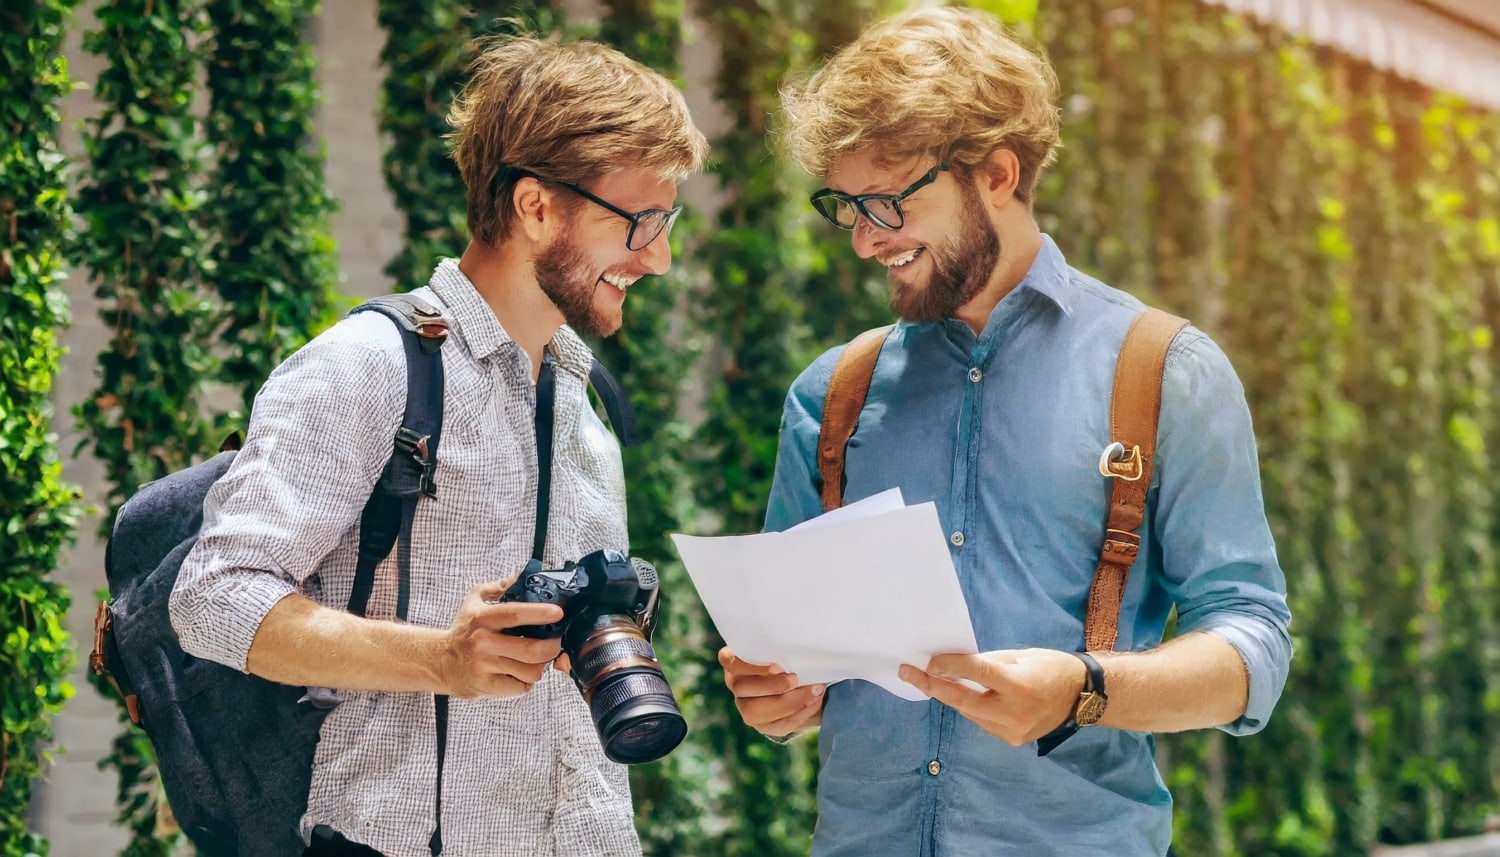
[448,30,709,246]
[779,6,1060,202]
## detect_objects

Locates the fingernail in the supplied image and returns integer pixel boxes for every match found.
[769,664,786,675]
[812,684,825,697]
[898,665,915,682]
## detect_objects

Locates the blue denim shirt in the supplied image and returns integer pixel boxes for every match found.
[764,235,1292,857]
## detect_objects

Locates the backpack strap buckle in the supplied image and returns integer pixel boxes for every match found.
[395,427,437,498]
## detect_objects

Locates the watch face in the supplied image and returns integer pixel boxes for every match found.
[1076,692,1107,726]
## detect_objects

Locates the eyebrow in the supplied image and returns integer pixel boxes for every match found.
[831,164,931,196]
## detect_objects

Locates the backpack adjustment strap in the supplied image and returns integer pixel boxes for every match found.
[413,313,449,352]
[90,601,142,725]
[395,427,437,499]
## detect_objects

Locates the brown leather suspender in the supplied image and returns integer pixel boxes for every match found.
[817,324,895,512]
[815,309,1188,650]
[1085,309,1189,649]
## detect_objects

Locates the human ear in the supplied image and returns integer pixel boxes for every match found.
[978,148,1021,206]
[512,176,550,243]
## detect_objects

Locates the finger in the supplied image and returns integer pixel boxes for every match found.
[472,578,517,603]
[756,689,826,736]
[471,601,565,631]
[501,635,564,665]
[554,652,572,675]
[487,655,549,687]
[924,653,1013,689]
[900,665,1000,722]
[718,647,786,677]
[739,684,825,731]
[727,671,802,699]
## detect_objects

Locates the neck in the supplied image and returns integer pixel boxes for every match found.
[953,215,1043,335]
[457,238,563,382]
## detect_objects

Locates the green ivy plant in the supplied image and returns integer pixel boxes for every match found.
[375,1,554,291]
[73,1,213,853]
[203,0,342,420]
[0,3,86,855]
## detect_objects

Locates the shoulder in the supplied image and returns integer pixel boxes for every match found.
[784,325,895,424]
[259,307,410,412]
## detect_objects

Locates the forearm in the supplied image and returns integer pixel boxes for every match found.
[1092,631,1248,733]
[245,593,450,693]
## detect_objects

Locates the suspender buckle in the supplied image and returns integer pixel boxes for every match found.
[1098,441,1144,481]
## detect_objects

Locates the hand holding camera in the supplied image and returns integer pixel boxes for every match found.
[497,549,687,765]
[442,583,569,699]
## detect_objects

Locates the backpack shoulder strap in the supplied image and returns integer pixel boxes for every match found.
[345,293,448,620]
[589,358,640,448]
[817,325,895,512]
[1084,308,1190,651]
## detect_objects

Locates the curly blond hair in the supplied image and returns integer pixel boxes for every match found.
[779,6,1060,202]
[448,31,709,246]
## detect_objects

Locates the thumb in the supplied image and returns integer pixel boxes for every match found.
[472,578,517,604]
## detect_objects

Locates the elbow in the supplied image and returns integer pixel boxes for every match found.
[167,583,210,660]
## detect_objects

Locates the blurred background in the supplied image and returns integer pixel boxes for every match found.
[5,0,1499,855]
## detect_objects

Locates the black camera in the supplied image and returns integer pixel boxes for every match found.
[500,548,686,765]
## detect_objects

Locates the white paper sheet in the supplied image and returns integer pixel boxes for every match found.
[670,490,978,701]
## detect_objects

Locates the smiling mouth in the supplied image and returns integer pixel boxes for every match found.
[883,247,924,268]
[601,273,638,292]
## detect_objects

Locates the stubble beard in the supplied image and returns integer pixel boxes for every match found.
[533,232,620,338]
[888,182,1001,323]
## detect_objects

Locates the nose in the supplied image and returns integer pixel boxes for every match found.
[637,231,672,275]
[850,215,885,260]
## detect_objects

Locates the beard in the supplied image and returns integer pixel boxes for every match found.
[888,181,1001,323]
[533,232,619,338]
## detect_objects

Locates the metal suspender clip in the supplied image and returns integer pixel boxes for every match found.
[1098,441,1144,481]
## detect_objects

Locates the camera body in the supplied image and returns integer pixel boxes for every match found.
[501,548,659,646]
[499,549,685,765]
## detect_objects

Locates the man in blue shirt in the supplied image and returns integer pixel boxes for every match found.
[717,7,1292,856]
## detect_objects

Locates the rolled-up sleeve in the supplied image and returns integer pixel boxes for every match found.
[1153,330,1293,736]
[169,315,406,671]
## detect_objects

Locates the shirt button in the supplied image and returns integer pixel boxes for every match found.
[968,367,983,383]
[950,530,965,547]
[928,759,942,776]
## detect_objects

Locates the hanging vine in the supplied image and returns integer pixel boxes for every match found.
[0,3,86,854]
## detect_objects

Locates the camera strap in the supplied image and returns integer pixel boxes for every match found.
[534,358,557,563]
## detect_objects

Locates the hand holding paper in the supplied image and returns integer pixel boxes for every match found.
[671,490,978,701]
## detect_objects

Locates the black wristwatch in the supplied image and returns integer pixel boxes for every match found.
[1036,651,1108,757]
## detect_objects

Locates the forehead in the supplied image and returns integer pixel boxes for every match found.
[589,167,678,209]
[824,150,929,195]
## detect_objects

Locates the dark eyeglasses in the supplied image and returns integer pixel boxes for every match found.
[508,167,682,251]
[809,163,948,231]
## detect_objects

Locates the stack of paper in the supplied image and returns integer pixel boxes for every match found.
[670,489,978,701]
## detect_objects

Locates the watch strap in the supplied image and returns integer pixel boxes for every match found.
[1036,651,1106,757]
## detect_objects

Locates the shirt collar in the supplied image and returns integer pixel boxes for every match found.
[425,258,595,381]
[1010,233,1074,317]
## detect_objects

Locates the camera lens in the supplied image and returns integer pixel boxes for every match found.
[569,620,688,765]
[589,671,688,765]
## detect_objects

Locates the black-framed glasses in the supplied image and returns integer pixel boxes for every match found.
[809,163,948,231]
[508,167,682,251]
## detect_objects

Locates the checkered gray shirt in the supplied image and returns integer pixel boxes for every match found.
[171,259,641,856]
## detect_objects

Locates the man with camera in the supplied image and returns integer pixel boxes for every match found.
[170,31,707,857]
[717,7,1292,856]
